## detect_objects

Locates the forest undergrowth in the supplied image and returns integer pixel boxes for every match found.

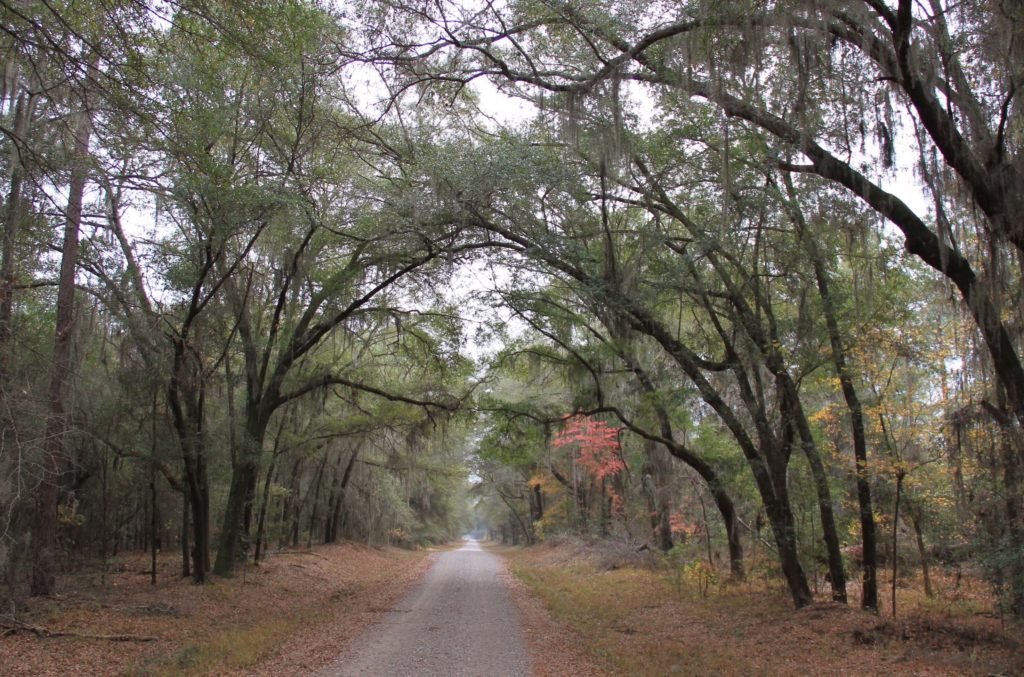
[0,543,432,677]
[504,540,1024,676]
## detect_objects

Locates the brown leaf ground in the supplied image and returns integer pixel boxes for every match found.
[1,543,432,676]
[503,540,1024,676]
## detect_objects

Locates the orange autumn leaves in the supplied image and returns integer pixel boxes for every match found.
[552,414,626,507]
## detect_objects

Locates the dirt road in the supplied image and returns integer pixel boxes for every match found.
[317,540,531,677]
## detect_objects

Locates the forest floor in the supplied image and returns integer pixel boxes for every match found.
[5,539,1021,676]
[0,542,433,676]
[501,539,1024,676]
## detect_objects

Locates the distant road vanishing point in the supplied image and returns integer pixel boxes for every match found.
[317,540,531,677]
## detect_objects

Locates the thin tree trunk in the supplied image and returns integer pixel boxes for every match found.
[279,457,302,549]
[788,386,848,603]
[891,469,905,618]
[694,478,714,569]
[225,354,237,466]
[533,482,544,521]
[332,449,359,541]
[150,392,158,586]
[181,483,190,579]
[1000,423,1024,617]
[306,451,329,549]
[599,478,609,537]
[150,466,158,585]
[910,510,932,598]
[323,450,346,544]
[101,457,108,586]
[498,491,533,546]
[253,454,278,563]
[784,173,878,611]
[617,344,744,575]
[173,400,210,584]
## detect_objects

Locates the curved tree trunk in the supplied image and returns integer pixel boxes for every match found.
[618,348,743,577]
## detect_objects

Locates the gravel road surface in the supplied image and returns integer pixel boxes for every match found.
[318,540,531,677]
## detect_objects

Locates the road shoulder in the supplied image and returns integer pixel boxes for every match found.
[496,545,608,677]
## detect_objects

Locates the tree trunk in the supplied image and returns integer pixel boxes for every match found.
[279,457,302,549]
[100,457,109,585]
[30,83,93,596]
[326,448,359,543]
[150,393,159,586]
[305,451,329,549]
[0,89,34,377]
[787,385,848,603]
[572,452,587,532]
[909,510,932,598]
[696,481,714,569]
[599,478,610,537]
[616,317,747,577]
[493,485,533,546]
[170,379,210,585]
[150,468,158,586]
[642,439,674,552]
[764,488,813,608]
[322,451,346,544]
[785,173,879,611]
[186,448,210,583]
[337,449,359,540]
[214,415,266,576]
[242,466,258,544]
[253,453,278,563]
[891,469,906,618]
[1000,422,1024,617]
[180,484,190,579]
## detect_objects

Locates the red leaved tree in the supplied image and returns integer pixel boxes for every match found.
[552,414,626,533]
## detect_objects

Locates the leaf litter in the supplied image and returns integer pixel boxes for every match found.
[0,543,431,676]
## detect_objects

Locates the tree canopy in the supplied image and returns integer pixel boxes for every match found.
[1,0,1021,620]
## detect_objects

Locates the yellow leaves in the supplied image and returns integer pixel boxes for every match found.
[809,402,839,426]
[529,470,562,497]
[58,502,86,526]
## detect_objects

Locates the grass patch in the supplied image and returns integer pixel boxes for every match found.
[174,616,301,675]
[135,609,309,676]
[509,559,746,675]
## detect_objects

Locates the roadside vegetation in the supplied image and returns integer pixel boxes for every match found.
[505,540,1022,676]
